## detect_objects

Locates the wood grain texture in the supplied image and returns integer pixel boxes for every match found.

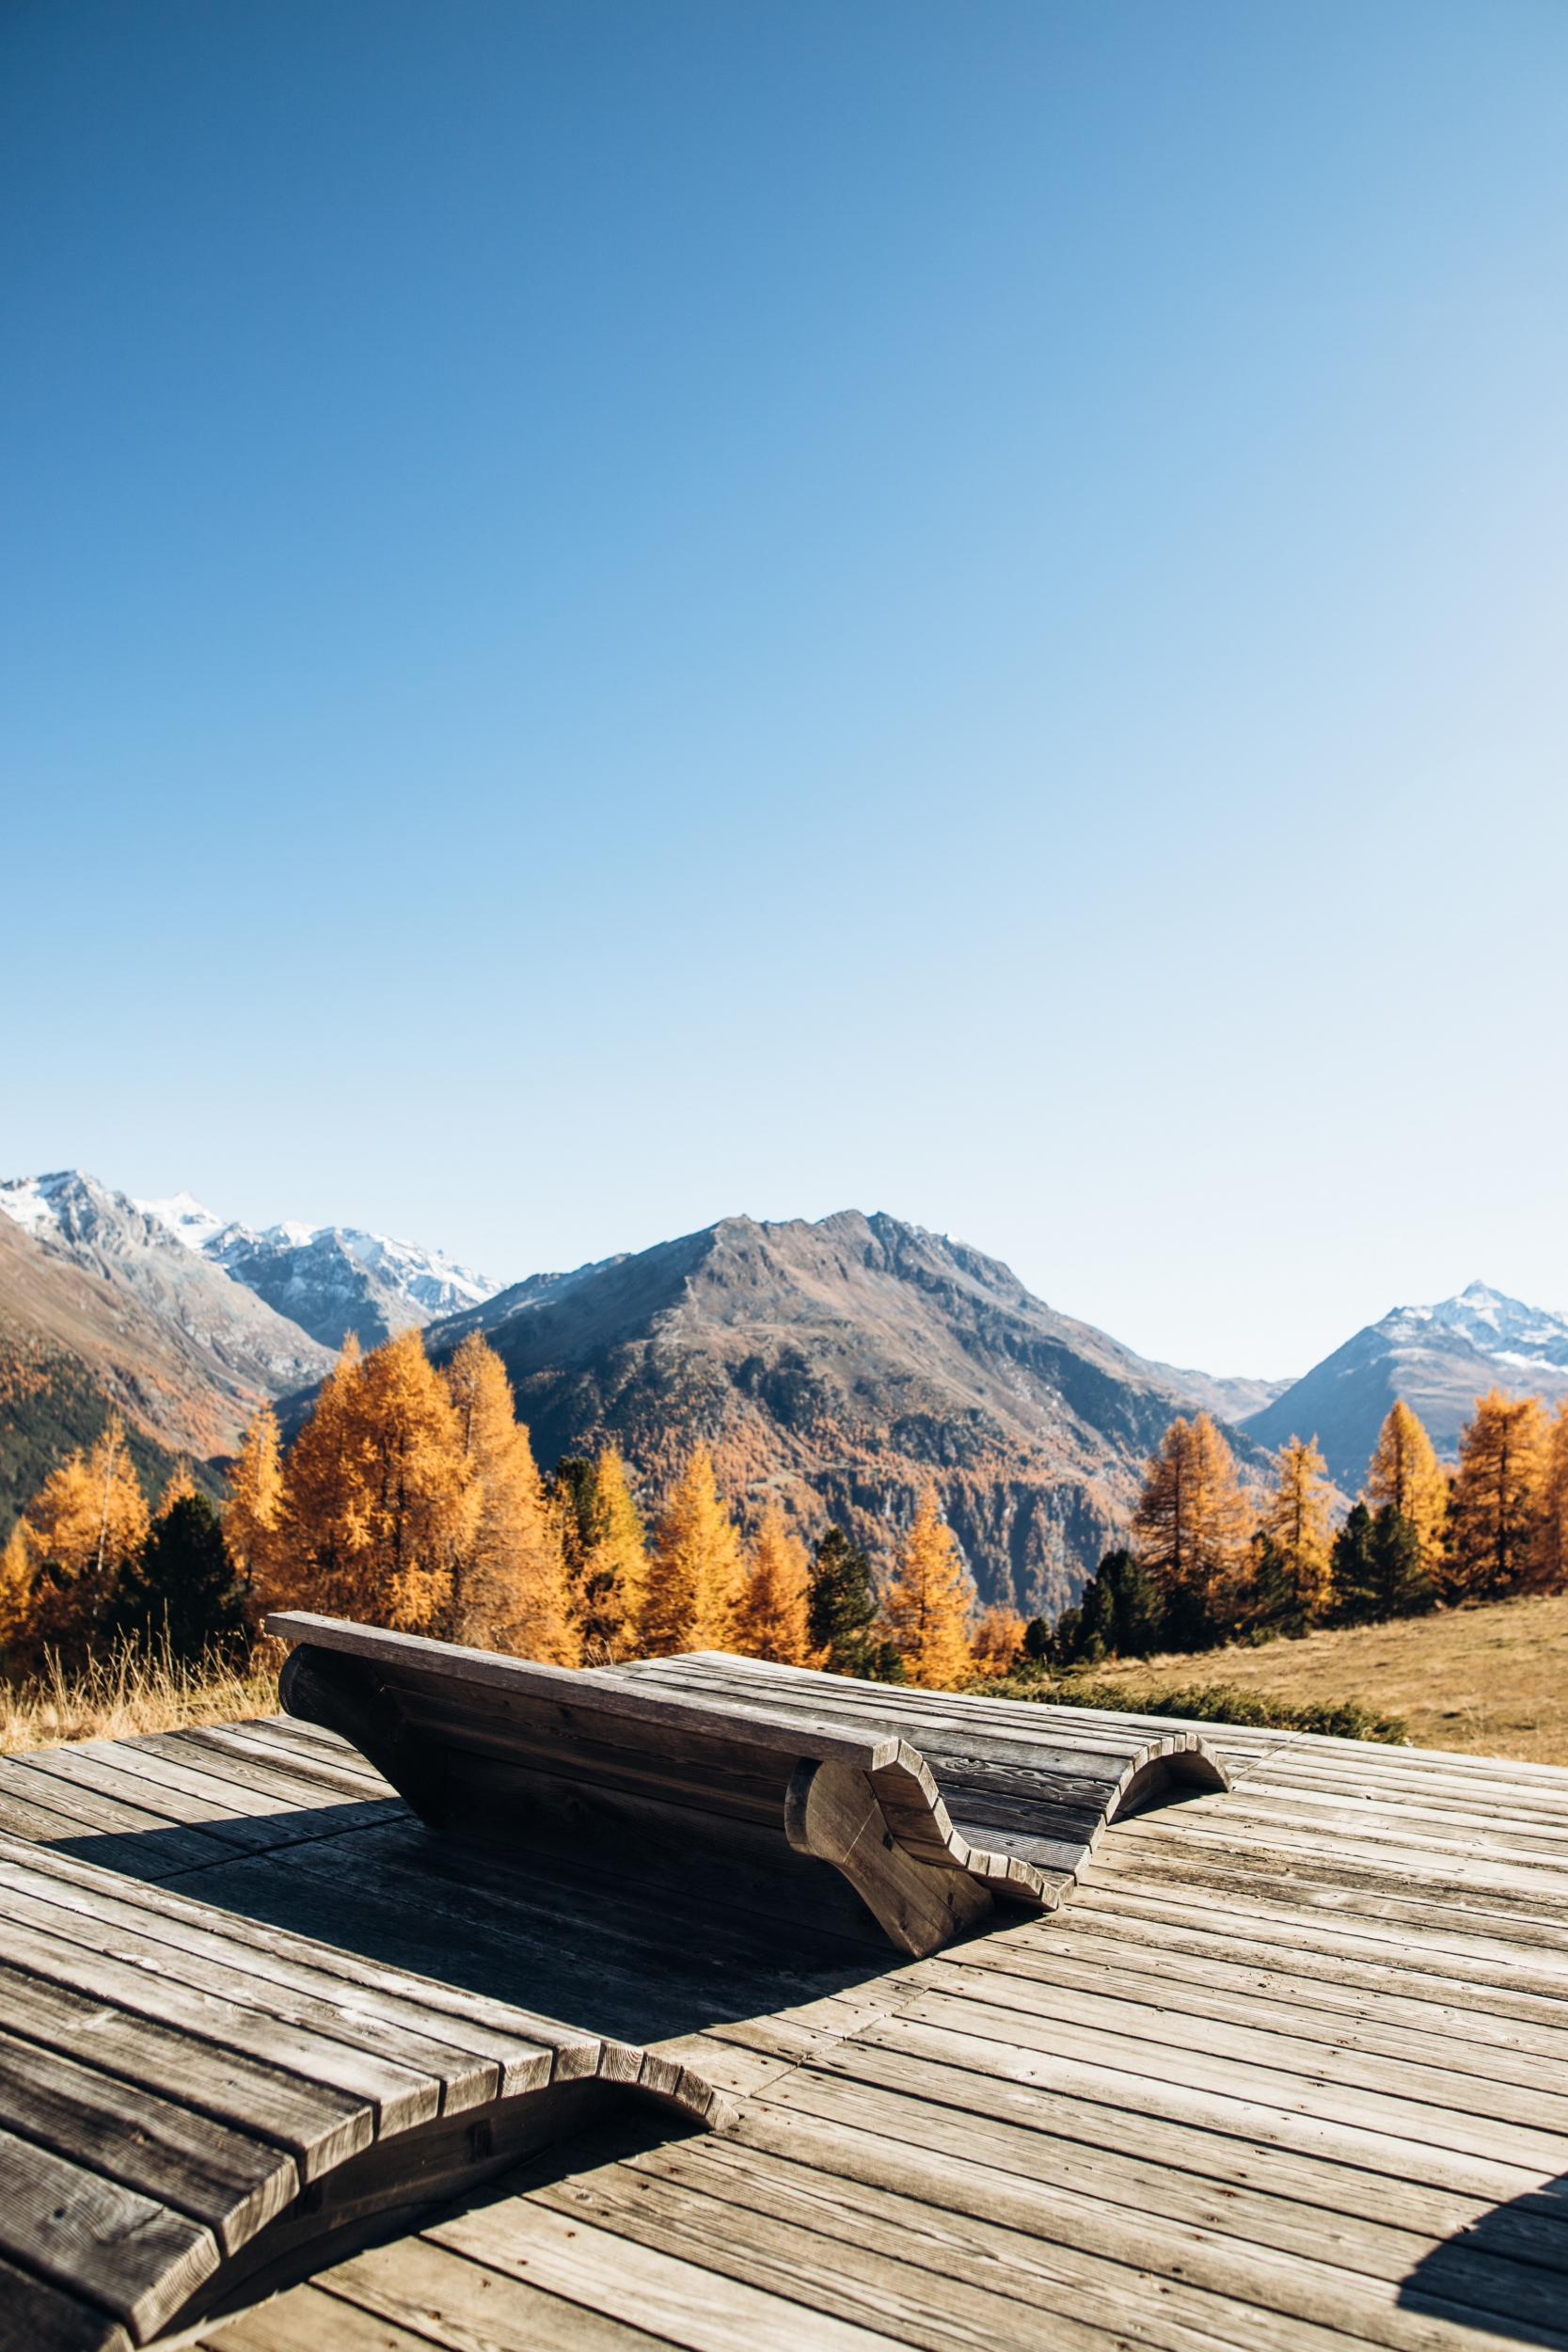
[8,1668,1568,2349]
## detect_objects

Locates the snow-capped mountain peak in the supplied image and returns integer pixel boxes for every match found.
[1426,1280,1568,1371]
[131,1188,505,1347]
[134,1190,229,1251]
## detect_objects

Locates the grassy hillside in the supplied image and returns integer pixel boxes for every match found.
[1047,1593,1568,1764]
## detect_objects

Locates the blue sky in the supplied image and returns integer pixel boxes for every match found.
[4,0,1566,1376]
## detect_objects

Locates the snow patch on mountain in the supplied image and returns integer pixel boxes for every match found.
[1425,1279,1568,1370]
[135,1190,229,1251]
[123,1186,506,1349]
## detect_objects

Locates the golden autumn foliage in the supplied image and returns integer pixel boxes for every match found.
[1255,1437,1336,1625]
[881,1485,974,1689]
[0,1524,32,1657]
[1445,1388,1547,1601]
[445,1333,575,1663]
[1132,1412,1250,1639]
[731,1502,813,1665]
[642,1445,744,1654]
[263,1328,578,1661]
[969,1605,1027,1678]
[224,1406,286,1613]
[4,1416,151,1670]
[1535,1397,1568,1596]
[1364,1401,1448,1572]
[155,1461,199,1518]
[274,1330,478,1633]
[565,1448,649,1660]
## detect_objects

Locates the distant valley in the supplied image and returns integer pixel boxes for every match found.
[2,1168,1562,1611]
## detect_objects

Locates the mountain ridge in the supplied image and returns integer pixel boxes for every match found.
[422,1207,1274,1613]
[1241,1279,1568,1492]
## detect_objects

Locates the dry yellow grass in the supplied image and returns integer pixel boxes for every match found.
[0,1640,282,1756]
[1069,1592,1568,1765]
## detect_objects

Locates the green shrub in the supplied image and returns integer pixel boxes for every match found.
[973,1671,1407,1744]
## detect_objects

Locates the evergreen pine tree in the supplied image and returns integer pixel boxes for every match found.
[1445,1389,1546,1600]
[731,1503,812,1664]
[113,1493,245,1659]
[1333,1502,1432,1623]
[880,1486,974,1689]
[805,1527,903,1678]
[1131,1414,1250,1647]
[1055,1549,1166,1665]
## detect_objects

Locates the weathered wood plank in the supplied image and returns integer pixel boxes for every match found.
[835,2007,1564,2199]
[0,2122,217,2341]
[213,2237,711,2352]
[0,1757,237,1868]
[0,1858,558,2107]
[0,1914,440,2136]
[0,1957,374,2181]
[1049,1894,1568,2033]
[0,2026,295,2251]
[522,2147,1371,2352]
[0,1833,613,2090]
[0,2250,132,2352]
[752,2058,1568,2274]
[629,2118,1568,2352]
[897,1940,1568,2098]
[428,2192,915,2352]
[880,1981,1568,2158]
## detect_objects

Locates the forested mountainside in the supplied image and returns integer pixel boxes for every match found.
[425,1209,1269,1614]
[1243,1281,1568,1492]
[0,1214,232,1537]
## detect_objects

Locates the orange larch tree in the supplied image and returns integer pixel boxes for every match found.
[278,1329,478,1633]
[731,1502,812,1665]
[1363,1400,1448,1577]
[968,1605,1027,1678]
[444,1332,575,1663]
[1132,1412,1250,1646]
[224,1405,287,1621]
[641,1446,744,1655]
[1253,1437,1336,1629]
[880,1485,974,1689]
[1535,1395,1568,1595]
[6,1414,151,1668]
[558,1447,649,1661]
[1445,1389,1547,1600]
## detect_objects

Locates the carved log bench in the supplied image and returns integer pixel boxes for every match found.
[0,1829,722,2352]
[267,1614,1230,1963]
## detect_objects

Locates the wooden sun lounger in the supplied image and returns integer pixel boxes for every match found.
[0,1829,723,2351]
[267,1613,1230,1962]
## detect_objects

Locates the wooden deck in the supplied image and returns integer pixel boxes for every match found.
[0,1694,1565,2347]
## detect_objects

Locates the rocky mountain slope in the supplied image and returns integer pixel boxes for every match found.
[1,1175,334,1398]
[1241,1280,1568,1493]
[0,1212,243,1536]
[425,1209,1270,1616]
[137,1191,499,1349]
